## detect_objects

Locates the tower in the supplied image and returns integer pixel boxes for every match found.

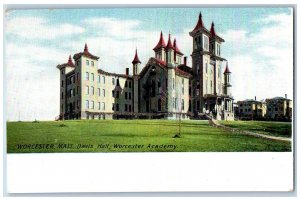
[153,31,166,61]
[132,49,141,113]
[223,62,232,96]
[165,33,175,67]
[173,38,184,65]
[189,12,209,113]
[132,48,141,75]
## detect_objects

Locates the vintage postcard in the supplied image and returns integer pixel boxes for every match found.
[4,6,294,193]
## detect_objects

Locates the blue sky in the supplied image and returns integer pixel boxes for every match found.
[5,7,293,120]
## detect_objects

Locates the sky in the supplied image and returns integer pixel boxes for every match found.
[4,7,293,121]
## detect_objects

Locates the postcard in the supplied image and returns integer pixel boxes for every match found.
[4,6,294,194]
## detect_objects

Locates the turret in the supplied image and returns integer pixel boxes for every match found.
[165,33,175,67]
[209,22,222,56]
[173,38,184,65]
[224,62,232,96]
[153,31,166,61]
[132,48,141,75]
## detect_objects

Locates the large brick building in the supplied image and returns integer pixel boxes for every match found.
[57,13,234,120]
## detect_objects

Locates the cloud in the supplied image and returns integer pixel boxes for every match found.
[5,16,84,39]
[221,12,293,101]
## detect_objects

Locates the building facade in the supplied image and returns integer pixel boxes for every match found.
[236,98,267,120]
[265,96,292,121]
[57,13,234,120]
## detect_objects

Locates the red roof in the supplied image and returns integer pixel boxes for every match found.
[192,12,205,32]
[224,63,231,73]
[67,55,75,67]
[73,43,99,60]
[56,55,75,69]
[153,31,166,50]
[155,58,167,67]
[173,38,183,55]
[166,34,174,50]
[132,49,141,64]
[210,22,216,37]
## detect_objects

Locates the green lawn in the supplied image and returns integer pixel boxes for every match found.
[7,120,291,153]
[219,120,292,138]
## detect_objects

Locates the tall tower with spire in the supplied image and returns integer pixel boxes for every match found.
[132,49,141,75]
[153,31,166,61]
[132,49,141,113]
[223,62,232,96]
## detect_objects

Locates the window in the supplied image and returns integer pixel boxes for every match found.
[91,73,94,81]
[76,61,79,66]
[102,102,105,110]
[76,73,79,81]
[172,78,175,90]
[116,79,120,86]
[203,35,209,51]
[129,105,132,112]
[91,101,94,109]
[86,60,89,66]
[205,61,208,74]
[125,92,128,100]
[77,86,79,95]
[125,81,128,87]
[61,92,64,99]
[98,88,100,96]
[116,104,119,111]
[112,90,115,97]
[172,97,175,109]
[86,72,89,80]
[86,86,89,95]
[116,91,119,99]
[129,92,131,100]
[158,99,162,111]
[77,100,80,109]
[61,80,64,87]
[70,89,73,97]
[98,102,101,110]
[98,75,100,83]
[85,100,89,109]
[129,81,132,88]
[91,61,94,67]
[112,78,115,85]
[61,69,64,75]
[125,104,128,112]
[102,76,105,84]
[102,89,105,97]
[182,86,184,94]
[91,86,94,95]
[181,99,184,110]
[112,103,115,111]
[182,78,184,85]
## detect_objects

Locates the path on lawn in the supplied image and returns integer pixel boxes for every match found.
[207,117,291,142]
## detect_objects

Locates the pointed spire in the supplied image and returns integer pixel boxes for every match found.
[224,62,231,74]
[132,48,141,64]
[210,21,216,37]
[84,43,89,53]
[67,55,75,67]
[153,31,166,51]
[173,38,183,55]
[166,33,174,50]
[192,12,205,32]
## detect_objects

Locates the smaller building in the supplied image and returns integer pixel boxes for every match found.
[237,98,266,120]
[265,95,292,121]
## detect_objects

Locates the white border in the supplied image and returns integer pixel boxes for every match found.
[0,0,298,200]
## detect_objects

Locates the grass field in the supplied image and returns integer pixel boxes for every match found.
[7,120,291,153]
[218,120,292,138]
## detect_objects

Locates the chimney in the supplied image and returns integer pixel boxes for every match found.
[125,68,129,76]
[184,56,187,66]
[255,96,256,101]
[285,94,287,99]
